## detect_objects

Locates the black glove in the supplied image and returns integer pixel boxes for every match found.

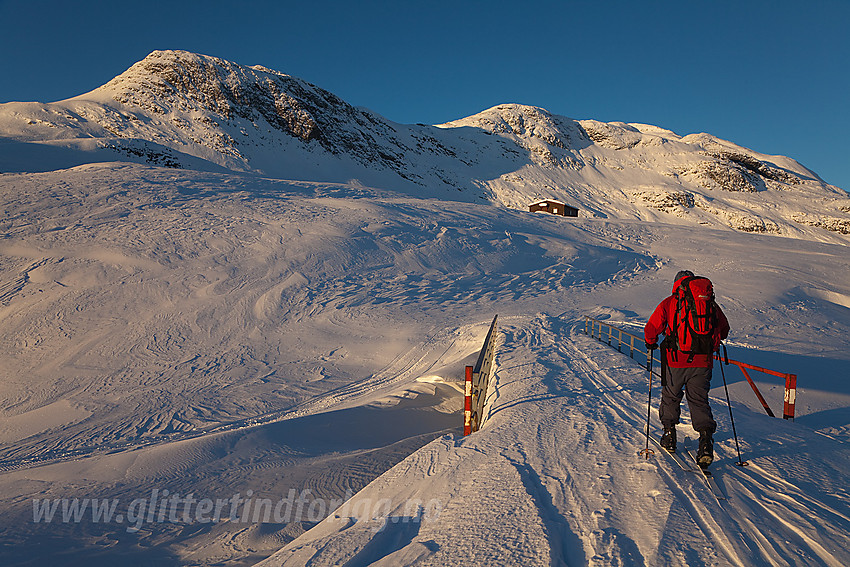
[646,342,658,351]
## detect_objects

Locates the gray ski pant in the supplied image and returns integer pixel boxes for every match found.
[659,363,717,434]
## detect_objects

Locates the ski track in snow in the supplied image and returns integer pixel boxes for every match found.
[262,317,850,566]
[0,164,848,565]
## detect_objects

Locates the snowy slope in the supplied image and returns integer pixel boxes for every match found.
[258,314,850,566]
[0,51,849,566]
[1,164,849,566]
[1,50,848,239]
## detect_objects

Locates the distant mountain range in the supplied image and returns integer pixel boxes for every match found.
[1,50,848,238]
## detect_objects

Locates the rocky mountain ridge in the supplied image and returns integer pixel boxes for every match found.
[1,50,848,239]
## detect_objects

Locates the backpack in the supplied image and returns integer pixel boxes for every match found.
[670,275,717,359]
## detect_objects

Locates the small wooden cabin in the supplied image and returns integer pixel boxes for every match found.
[529,200,578,217]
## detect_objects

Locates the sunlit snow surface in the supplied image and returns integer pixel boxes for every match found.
[1,50,849,566]
[0,164,848,566]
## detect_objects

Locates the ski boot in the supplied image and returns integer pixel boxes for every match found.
[697,430,714,468]
[660,426,677,453]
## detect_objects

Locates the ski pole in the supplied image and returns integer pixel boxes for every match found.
[719,343,748,467]
[639,347,655,459]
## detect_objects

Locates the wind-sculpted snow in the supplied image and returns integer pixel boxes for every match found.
[1,163,849,564]
[259,316,850,567]
[0,164,652,465]
[1,51,850,566]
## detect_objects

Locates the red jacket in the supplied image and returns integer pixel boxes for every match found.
[645,293,730,369]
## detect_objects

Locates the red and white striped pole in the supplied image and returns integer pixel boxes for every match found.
[463,365,473,436]
[784,373,797,420]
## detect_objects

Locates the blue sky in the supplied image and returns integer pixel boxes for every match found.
[1,0,848,191]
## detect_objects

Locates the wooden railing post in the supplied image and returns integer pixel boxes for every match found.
[740,366,775,418]
[784,374,797,420]
[464,365,473,436]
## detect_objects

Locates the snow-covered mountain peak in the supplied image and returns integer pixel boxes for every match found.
[89,49,339,145]
[0,50,847,241]
[441,103,586,150]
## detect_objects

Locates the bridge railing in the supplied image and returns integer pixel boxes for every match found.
[583,315,798,420]
[464,315,499,435]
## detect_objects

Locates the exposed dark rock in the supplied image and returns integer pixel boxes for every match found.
[696,159,763,192]
[710,151,802,185]
[579,121,642,150]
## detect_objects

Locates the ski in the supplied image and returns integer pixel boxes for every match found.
[646,432,726,501]
[684,439,726,501]
[648,433,699,472]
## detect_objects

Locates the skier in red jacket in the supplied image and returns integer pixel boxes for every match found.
[645,270,730,467]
